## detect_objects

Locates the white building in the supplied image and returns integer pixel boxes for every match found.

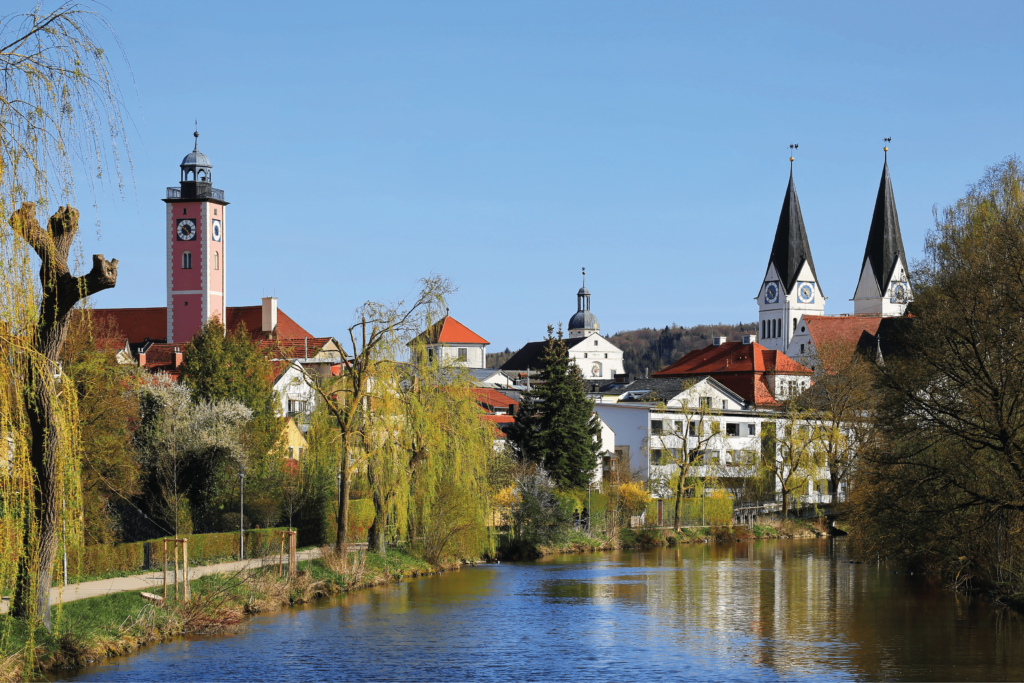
[501,272,625,383]
[414,315,489,369]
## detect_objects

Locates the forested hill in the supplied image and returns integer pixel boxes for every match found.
[487,322,757,374]
[609,322,757,376]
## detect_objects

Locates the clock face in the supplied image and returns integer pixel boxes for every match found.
[764,282,780,304]
[176,219,196,241]
[212,219,222,242]
[891,282,908,303]
[797,282,815,304]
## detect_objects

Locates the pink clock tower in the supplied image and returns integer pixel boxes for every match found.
[164,132,228,343]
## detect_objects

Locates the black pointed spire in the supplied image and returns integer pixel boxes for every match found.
[862,160,907,294]
[768,168,819,294]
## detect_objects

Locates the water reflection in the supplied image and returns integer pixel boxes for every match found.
[55,539,1024,681]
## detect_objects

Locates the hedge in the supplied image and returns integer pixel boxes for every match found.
[51,528,291,585]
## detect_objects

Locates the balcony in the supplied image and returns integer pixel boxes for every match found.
[166,186,225,201]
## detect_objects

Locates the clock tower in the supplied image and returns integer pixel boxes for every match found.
[852,152,912,316]
[164,132,228,344]
[756,162,825,353]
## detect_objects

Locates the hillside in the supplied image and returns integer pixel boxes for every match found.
[609,322,757,376]
[487,321,757,374]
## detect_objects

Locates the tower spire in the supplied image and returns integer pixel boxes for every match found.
[767,154,818,294]
[862,147,907,296]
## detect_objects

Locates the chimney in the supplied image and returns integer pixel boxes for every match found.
[712,336,727,347]
[742,334,757,345]
[137,352,147,367]
[262,297,278,335]
[173,346,183,369]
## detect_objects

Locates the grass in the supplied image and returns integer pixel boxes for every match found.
[0,547,454,680]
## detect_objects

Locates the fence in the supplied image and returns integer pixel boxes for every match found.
[647,497,733,527]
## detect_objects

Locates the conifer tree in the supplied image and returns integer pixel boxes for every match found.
[510,325,601,488]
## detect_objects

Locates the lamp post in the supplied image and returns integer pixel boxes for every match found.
[239,469,246,560]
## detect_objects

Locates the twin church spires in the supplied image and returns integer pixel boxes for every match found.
[757,149,911,353]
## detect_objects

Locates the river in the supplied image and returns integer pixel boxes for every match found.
[55,538,1023,681]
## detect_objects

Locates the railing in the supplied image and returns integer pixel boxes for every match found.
[166,186,225,201]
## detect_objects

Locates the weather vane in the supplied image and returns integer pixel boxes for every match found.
[789,143,799,168]
[883,137,892,161]
[582,267,586,287]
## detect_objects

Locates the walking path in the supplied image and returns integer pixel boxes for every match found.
[0,544,368,614]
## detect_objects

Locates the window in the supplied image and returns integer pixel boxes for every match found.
[584,353,588,358]
[594,340,598,346]
[793,318,797,333]
[182,251,192,269]
[214,208,218,216]
[214,252,220,270]
[651,449,665,465]
[722,399,728,410]
[183,208,187,215]
[699,397,712,409]
[800,343,804,354]
[427,348,434,361]
[726,450,737,466]
[288,399,307,414]
[771,319,776,338]
[747,423,757,436]
[726,423,739,436]
[457,348,468,361]
[673,420,684,433]
[708,450,720,464]
[650,420,664,435]
[288,447,295,459]
[689,421,699,437]
[604,353,608,358]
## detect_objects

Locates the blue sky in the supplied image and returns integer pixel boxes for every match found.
[79,0,1023,352]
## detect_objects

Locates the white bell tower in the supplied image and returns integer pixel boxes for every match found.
[756,155,825,353]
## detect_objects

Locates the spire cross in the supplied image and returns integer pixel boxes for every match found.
[788,143,799,170]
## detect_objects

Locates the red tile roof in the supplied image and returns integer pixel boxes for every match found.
[481,414,515,424]
[653,341,809,406]
[92,306,314,344]
[257,337,334,359]
[92,307,166,344]
[802,315,883,354]
[654,341,811,378]
[472,388,519,411]
[415,316,489,345]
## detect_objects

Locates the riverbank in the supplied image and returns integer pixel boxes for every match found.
[512,518,829,559]
[0,548,457,680]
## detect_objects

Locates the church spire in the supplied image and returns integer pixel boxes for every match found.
[862,155,907,295]
[768,163,819,294]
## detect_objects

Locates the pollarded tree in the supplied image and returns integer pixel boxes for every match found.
[0,4,133,631]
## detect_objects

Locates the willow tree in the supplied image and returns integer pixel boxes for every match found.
[0,4,132,630]
[299,276,452,559]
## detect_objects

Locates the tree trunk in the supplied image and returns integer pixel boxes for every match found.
[673,472,685,533]
[367,489,386,554]
[336,461,350,556]
[9,203,117,629]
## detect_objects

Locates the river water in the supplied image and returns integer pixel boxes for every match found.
[56,538,1023,681]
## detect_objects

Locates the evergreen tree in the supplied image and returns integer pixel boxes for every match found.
[509,325,601,488]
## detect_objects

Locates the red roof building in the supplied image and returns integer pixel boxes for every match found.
[412,315,490,370]
[652,340,812,406]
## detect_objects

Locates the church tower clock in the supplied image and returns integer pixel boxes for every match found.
[163,132,229,343]
[756,159,825,353]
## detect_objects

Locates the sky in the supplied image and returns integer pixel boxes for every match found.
[71,0,1024,352]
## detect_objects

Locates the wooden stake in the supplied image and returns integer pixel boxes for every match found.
[183,538,190,601]
[289,530,297,577]
[279,532,285,577]
[174,540,180,601]
[162,539,167,604]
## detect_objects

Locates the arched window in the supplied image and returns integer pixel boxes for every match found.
[771,319,776,338]
[186,169,194,181]
[198,170,206,181]
[214,252,219,270]
[182,251,192,269]
[762,320,766,339]
[793,318,797,333]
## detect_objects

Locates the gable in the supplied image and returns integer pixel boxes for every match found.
[567,334,622,354]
